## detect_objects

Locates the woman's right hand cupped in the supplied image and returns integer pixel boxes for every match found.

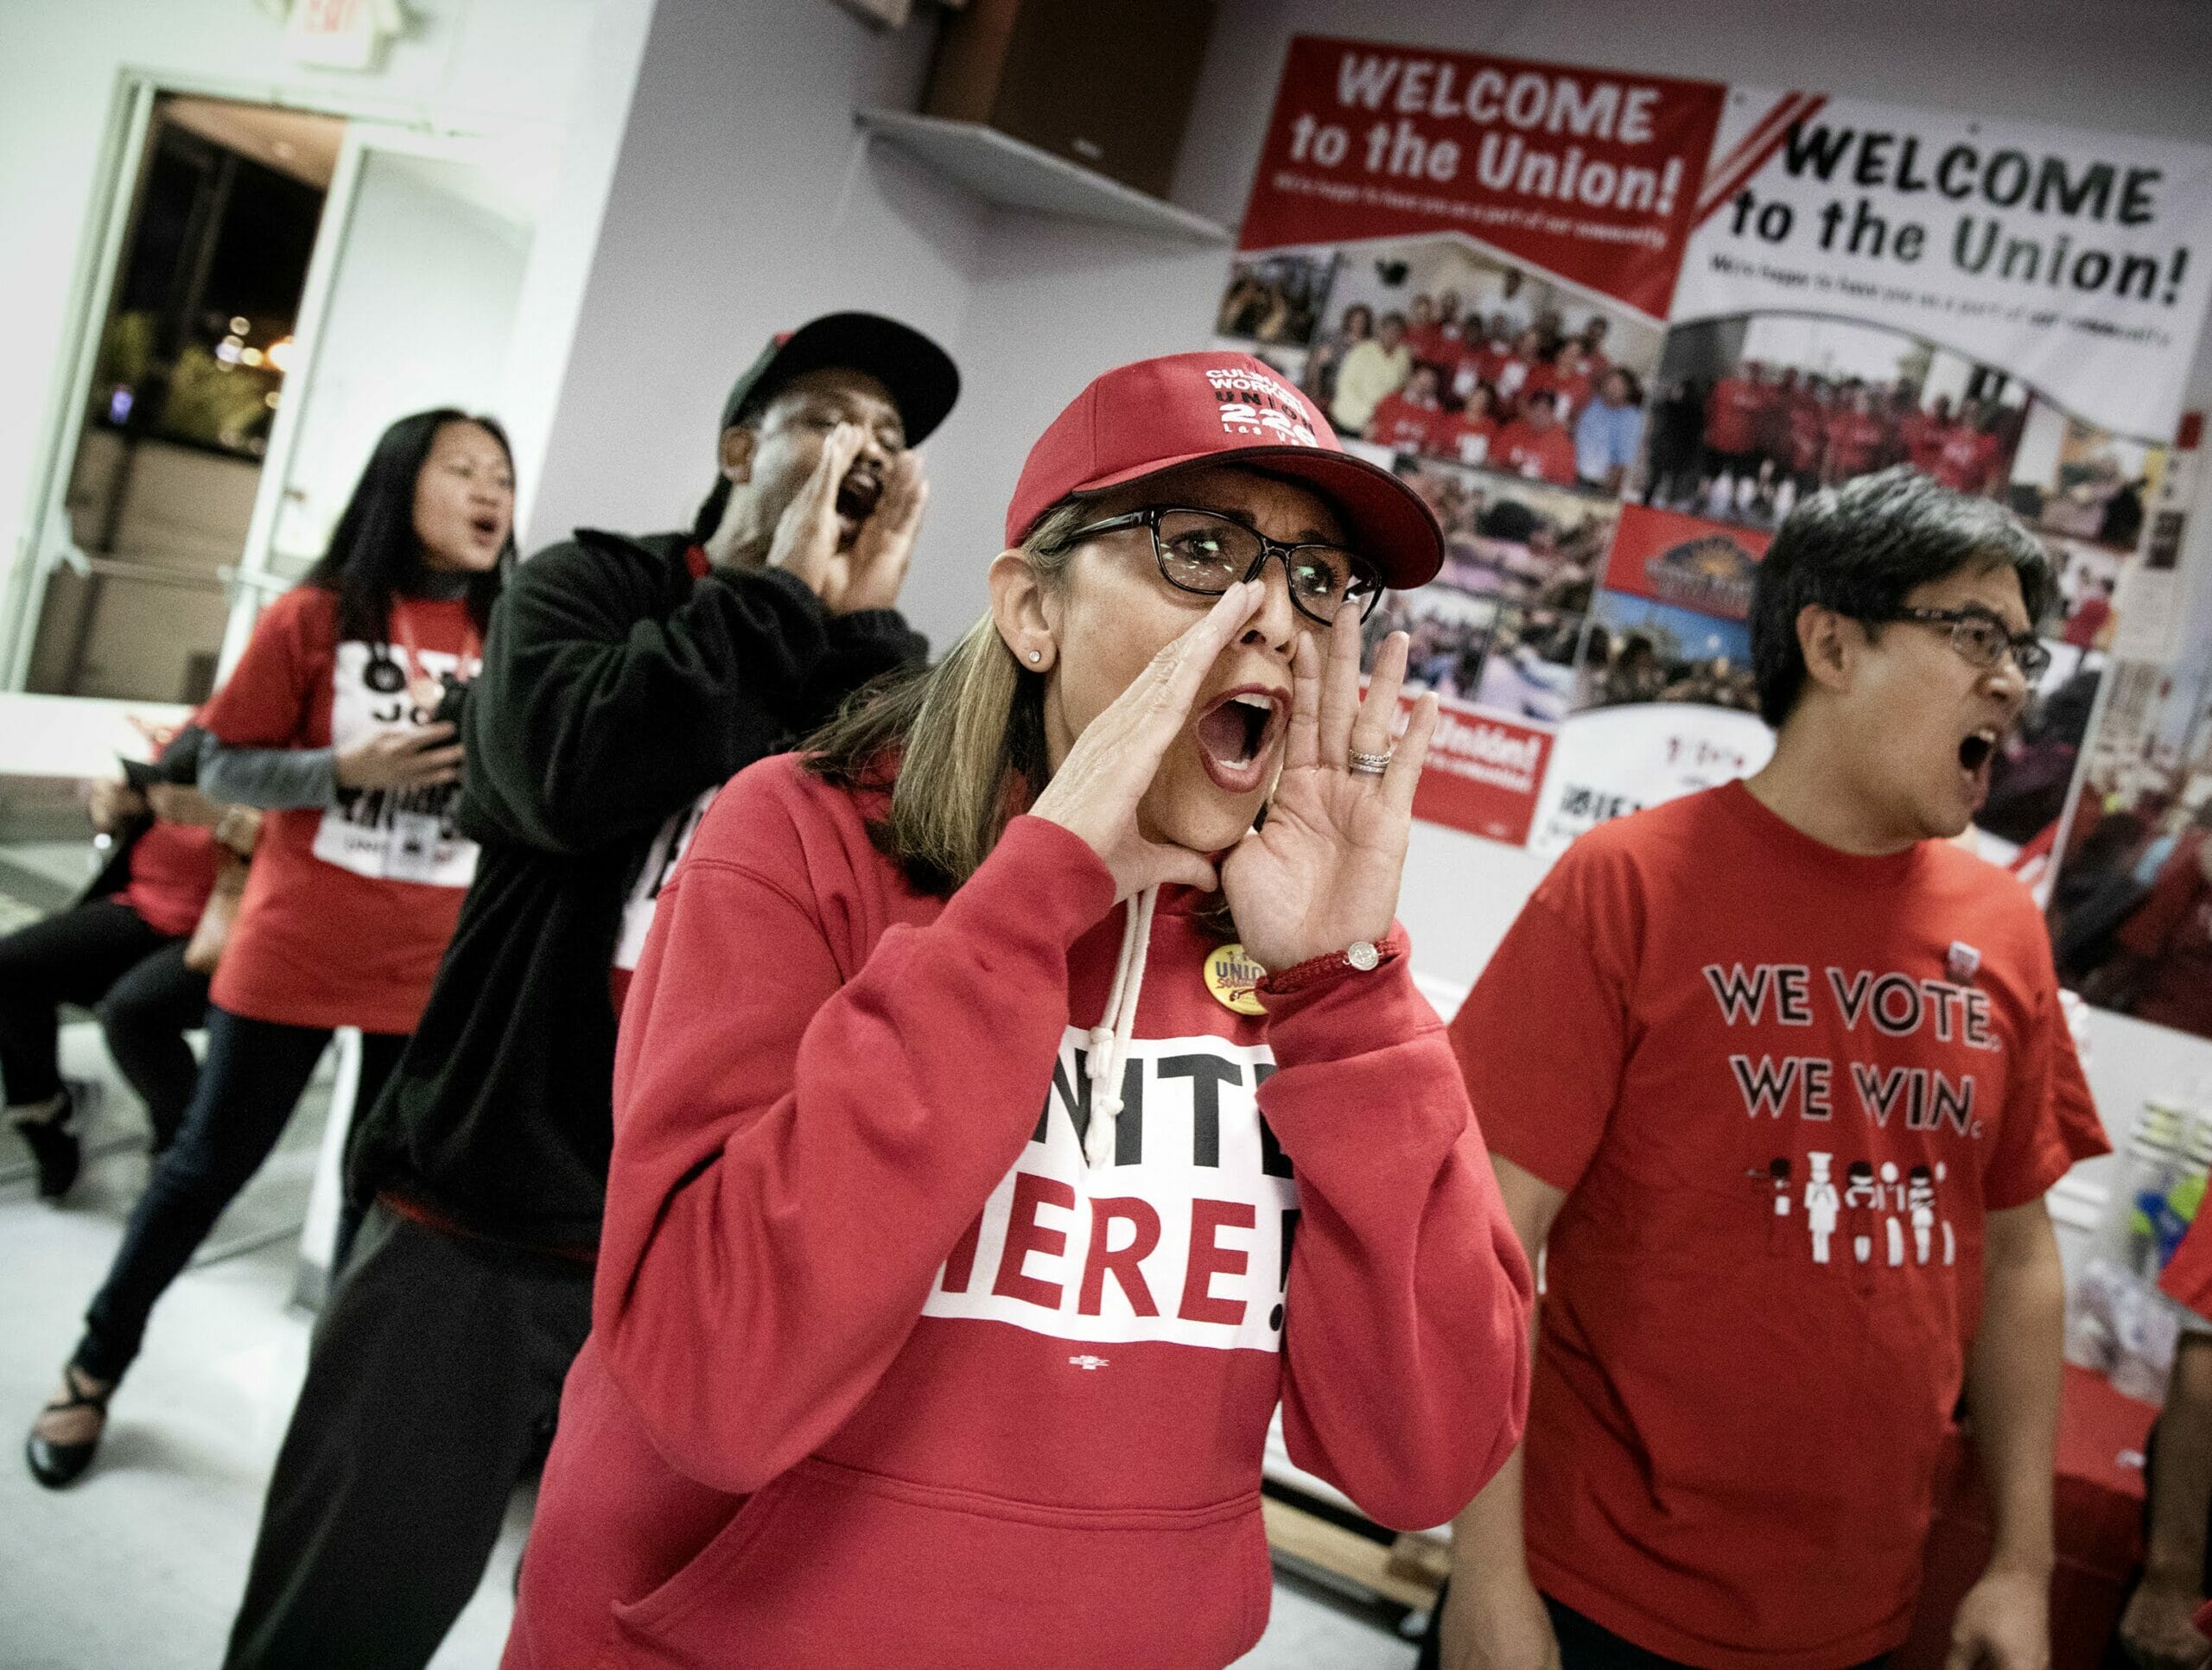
[1027,582,1262,903]
[335,722,465,792]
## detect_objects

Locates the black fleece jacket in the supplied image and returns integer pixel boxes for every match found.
[346,528,926,1252]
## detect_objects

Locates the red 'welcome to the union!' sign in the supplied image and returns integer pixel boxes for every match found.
[1238,38,1727,320]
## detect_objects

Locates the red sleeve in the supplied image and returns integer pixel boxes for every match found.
[200,588,327,748]
[1258,943,1533,1531]
[1447,860,1634,1195]
[1980,949,2078,1211]
[594,784,1116,1495]
[2049,1013,2113,1165]
[2118,837,2206,959]
[2161,1211,2212,1324]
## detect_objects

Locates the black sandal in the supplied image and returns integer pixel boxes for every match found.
[12,1106,81,1202]
[26,1366,111,1489]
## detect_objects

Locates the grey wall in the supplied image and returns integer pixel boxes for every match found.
[524,0,987,555]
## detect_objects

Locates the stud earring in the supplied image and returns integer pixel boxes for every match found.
[1027,649,1042,664]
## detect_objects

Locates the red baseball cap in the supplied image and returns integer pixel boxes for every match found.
[1005,352,1444,592]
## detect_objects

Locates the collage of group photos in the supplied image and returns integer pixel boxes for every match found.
[1212,232,2170,890]
[2041,598,2212,1045]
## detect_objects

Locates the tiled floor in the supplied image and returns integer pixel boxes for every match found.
[0,1020,1419,1668]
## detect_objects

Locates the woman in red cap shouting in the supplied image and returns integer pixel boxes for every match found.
[504,352,1533,1669]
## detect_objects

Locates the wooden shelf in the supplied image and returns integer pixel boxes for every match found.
[854,110,1231,244]
[1261,1496,1449,1613]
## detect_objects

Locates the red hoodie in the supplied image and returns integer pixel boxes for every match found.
[506,754,1531,1669]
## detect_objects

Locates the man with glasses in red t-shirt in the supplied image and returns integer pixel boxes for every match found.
[1428,466,2091,1670]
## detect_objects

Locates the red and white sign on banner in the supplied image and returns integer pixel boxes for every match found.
[1408,704,1555,847]
[1674,92,2212,439]
[1237,40,1727,319]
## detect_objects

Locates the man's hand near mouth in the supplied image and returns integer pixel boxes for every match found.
[764,422,868,606]
[764,424,929,615]
[838,448,928,614]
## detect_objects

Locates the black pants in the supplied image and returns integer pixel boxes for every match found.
[0,897,207,1143]
[73,1008,405,1383]
[1698,445,1764,486]
[226,1202,594,1670]
[1417,1586,1890,1670]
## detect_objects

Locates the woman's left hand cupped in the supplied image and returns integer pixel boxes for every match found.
[1222,612,1436,974]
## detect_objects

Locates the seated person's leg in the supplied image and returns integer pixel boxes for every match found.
[94,939,211,1155]
[0,898,170,1198]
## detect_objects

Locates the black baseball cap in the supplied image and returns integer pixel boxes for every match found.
[719,312,960,444]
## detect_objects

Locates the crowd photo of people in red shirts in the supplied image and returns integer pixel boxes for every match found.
[1639,324,2031,531]
[1209,246,1659,499]
[1335,292,1644,493]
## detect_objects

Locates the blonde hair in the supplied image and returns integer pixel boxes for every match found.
[804,498,1090,894]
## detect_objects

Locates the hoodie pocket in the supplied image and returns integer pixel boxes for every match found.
[612,1457,1268,1670]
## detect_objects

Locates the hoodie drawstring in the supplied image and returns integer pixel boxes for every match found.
[1084,885,1157,1168]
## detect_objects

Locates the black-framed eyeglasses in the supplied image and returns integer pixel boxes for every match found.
[1039,506,1386,625]
[1877,606,2051,681]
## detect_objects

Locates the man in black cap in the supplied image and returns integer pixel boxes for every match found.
[221,313,958,1670]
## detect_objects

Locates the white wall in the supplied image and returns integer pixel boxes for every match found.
[524,0,988,554]
[0,0,656,694]
[270,152,531,572]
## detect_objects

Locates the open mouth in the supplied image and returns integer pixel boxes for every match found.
[835,467,883,525]
[1956,725,1999,811]
[468,513,503,543]
[1193,687,1286,792]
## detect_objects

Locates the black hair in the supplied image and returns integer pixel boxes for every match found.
[1749,464,2054,729]
[692,476,732,546]
[302,409,513,644]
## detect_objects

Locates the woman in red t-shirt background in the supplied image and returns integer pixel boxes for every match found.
[0,725,233,1197]
[27,409,516,1489]
[2099,807,2212,1039]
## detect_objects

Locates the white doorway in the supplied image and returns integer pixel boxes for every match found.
[1,81,543,755]
[16,93,342,707]
[222,129,540,673]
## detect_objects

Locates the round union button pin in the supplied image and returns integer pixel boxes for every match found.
[1204,943,1268,1016]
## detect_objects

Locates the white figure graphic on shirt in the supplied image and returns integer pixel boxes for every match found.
[1880,1161,1905,1266]
[1803,1152,1840,1265]
[1845,1161,1879,1262]
[1908,1165,1936,1265]
[1936,1161,1955,1264]
[1765,1158,1796,1254]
